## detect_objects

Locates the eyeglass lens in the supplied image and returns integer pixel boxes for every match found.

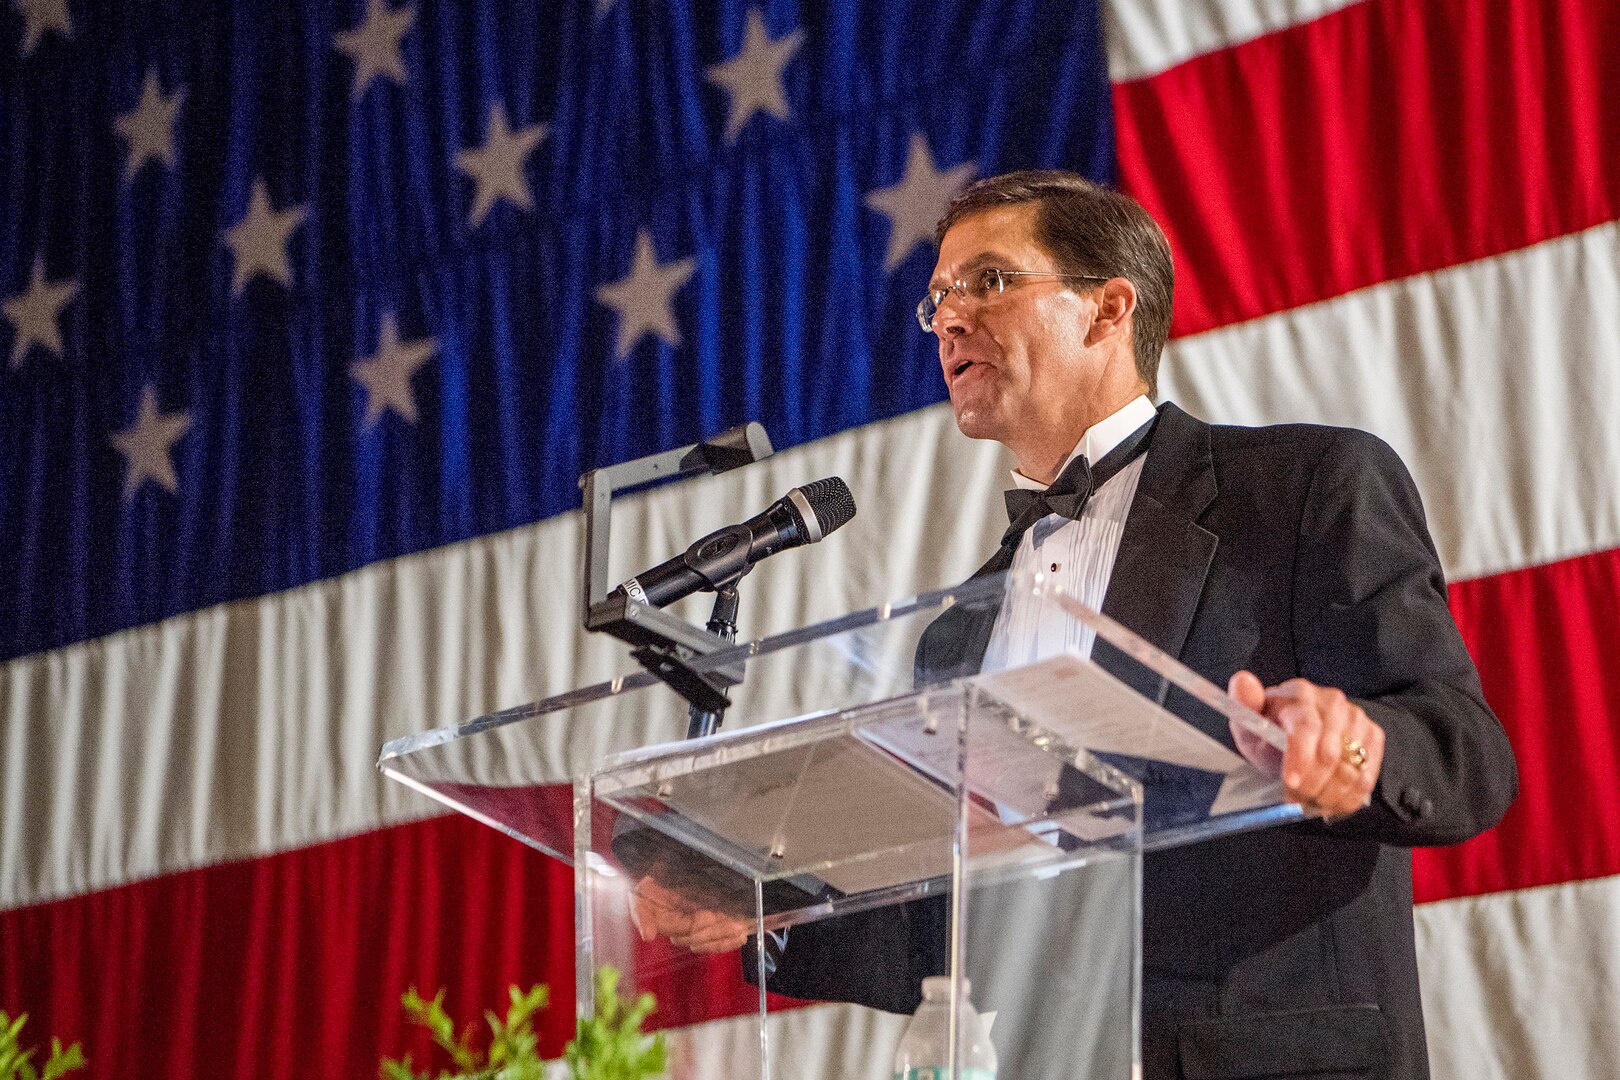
[918,267,1006,330]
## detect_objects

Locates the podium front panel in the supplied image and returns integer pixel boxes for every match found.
[578,676,1145,1080]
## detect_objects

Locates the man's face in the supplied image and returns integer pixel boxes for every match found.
[928,203,1103,452]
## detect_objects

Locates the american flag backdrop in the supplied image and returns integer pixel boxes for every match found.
[1,0,1616,1076]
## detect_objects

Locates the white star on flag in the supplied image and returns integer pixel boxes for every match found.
[455,102,548,228]
[110,384,193,500]
[115,68,185,182]
[4,259,79,369]
[595,230,696,360]
[223,178,308,296]
[351,312,438,428]
[333,0,414,101]
[14,0,71,57]
[865,133,977,271]
[704,9,803,143]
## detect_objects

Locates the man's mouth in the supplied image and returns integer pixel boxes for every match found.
[953,359,976,378]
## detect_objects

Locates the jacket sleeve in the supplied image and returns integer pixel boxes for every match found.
[1291,429,1518,846]
[744,896,946,1015]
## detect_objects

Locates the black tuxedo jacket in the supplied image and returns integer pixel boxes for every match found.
[761,402,1518,1080]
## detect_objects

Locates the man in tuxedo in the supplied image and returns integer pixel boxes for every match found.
[633,171,1518,1079]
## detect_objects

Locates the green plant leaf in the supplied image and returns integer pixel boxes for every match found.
[384,982,551,1080]
[0,1011,84,1080]
[379,1051,426,1080]
[566,967,665,1080]
[39,1040,86,1080]
[0,1047,32,1080]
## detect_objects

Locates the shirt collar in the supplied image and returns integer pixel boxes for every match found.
[1009,395,1157,492]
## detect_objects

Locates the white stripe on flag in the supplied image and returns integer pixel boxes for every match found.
[1158,220,1620,582]
[1103,0,1367,81]
[1417,873,1620,1080]
[662,1002,907,1080]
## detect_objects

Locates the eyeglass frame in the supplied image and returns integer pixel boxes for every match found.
[916,266,1112,332]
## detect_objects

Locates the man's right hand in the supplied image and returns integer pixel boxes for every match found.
[630,875,755,954]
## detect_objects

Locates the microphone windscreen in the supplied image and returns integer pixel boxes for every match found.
[796,476,857,537]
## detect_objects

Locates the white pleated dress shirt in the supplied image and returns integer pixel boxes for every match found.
[982,395,1157,673]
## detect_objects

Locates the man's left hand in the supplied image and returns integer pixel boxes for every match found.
[630,874,754,955]
[1228,671,1385,819]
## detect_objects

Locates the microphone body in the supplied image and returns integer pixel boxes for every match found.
[616,477,855,609]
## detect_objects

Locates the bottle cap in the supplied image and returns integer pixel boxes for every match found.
[921,976,972,1000]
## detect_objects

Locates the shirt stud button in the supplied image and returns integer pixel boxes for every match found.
[1050,563,1060,573]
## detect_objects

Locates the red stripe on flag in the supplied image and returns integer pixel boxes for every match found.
[0,813,783,1080]
[1113,0,1620,337]
[1414,546,1620,903]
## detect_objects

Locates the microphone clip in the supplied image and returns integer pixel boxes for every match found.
[680,523,755,593]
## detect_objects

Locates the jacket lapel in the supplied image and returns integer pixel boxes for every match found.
[917,402,1219,686]
[1096,402,1219,693]
[913,540,1015,684]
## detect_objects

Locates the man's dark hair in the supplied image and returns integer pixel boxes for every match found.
[935,170,1175,397]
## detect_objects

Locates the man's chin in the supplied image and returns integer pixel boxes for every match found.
[950,404,1007,443]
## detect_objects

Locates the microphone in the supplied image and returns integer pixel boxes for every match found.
[615,477,856,609]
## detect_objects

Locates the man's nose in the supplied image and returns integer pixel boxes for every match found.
[934,294,972,338]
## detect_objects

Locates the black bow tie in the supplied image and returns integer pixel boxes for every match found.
[1003,453,1094,542]
[1000,415,1157,548]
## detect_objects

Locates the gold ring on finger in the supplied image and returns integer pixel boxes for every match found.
[1341,736,1369,772]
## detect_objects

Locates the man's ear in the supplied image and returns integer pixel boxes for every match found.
[1086,278,1137,348]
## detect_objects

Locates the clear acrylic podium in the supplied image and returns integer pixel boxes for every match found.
[379,571,1302,1079]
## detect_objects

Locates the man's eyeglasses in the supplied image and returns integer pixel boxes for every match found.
[916,267,1110,332]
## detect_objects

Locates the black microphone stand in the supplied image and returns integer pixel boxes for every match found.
[686,584,740,739]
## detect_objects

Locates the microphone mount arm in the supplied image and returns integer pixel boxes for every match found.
[578,423,773,727]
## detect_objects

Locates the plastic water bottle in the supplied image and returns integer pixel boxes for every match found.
[892,976,998,1080]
